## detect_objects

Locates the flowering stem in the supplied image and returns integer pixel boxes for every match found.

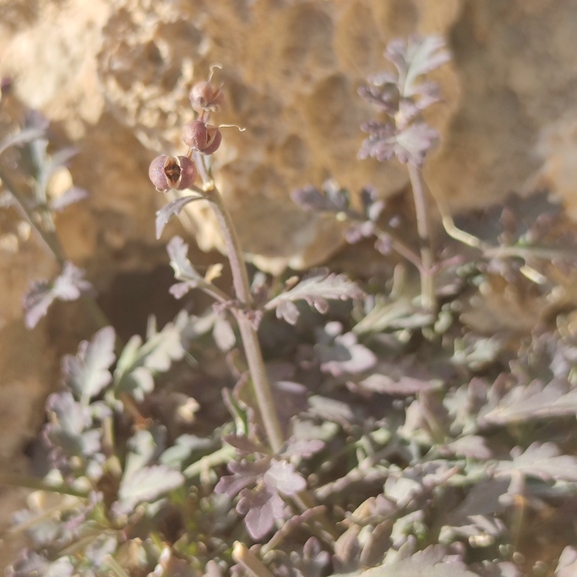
[199,173,284,453]
[407,164,436,312]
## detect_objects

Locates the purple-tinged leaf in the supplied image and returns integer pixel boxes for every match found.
[481,378,577,426]
[359,120,438,168]
[156,195,203,239]
[61,326,116,403]
[495,442,577,482]
[237,486,285,540]
[215,458,270,498]
[117,465,184,512]
[49,186,89,211]
[265,269,364,325]
[23,262,92,329]
[264,460,306,495]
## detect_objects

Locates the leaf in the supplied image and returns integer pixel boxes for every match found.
[351,545,478,577]
[156,195,204,239]
[23,262,92,329]
[49,186,89,211]
[61,326,116,403]
[117,465,184,512]
[237,486,285,540]
[167,236,207,298]
[265,269,364,325]
[215,458,270,498]
[0,126,46,156]
[359,121,438,168]
[495,442,577,482]
[386,36,451,97]
[481,379,577,426]
[113,314,187,401]
[42,391,102,473]
[264,460,306,495]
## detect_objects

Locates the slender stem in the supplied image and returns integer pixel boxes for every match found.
[205,186,252,306]
[0,166,65,265]
[373,226,424,272]
[198,176,284,452]
[407,164,436,311]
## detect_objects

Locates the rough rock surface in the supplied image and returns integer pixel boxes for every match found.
[1,0,577,568]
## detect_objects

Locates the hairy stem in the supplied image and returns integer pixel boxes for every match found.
[407,164,436,311]
[199,178,284,452]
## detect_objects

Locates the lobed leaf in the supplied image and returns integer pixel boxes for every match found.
[23,262,92,329]
[62,326,116,403]
[481,378,577,426]
[237,486,285,540]
[156,195,204,239]
[117,465,184,512]
[495,442,577,482]
[265,269,364,325]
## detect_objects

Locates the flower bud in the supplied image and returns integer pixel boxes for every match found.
[182,120,222,155]
[189,81,224,112]
[148,155,197,192]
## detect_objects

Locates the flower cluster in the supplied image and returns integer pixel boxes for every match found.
[148,75,224,192]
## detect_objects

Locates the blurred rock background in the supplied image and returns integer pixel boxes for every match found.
[1,0,577,566]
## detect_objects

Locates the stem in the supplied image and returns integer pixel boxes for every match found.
[407,164,436,311]
[373,226,424,273]
[197,175,284,452]
[0,166,65,265]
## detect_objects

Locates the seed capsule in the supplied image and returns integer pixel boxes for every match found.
[148,155,197,192]
[182,120,222,155]
[189,81,224,112]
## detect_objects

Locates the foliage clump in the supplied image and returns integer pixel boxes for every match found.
[2,37,577,577]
